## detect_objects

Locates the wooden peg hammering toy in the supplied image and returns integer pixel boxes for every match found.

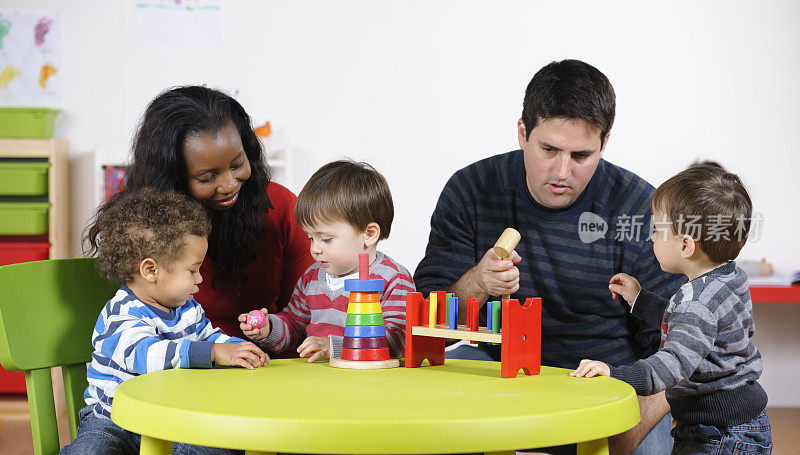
[404,291,541,378]
[494,228,521,301]
[404,228,541,378]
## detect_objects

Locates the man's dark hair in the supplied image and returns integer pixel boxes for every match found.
[522,59,616,146]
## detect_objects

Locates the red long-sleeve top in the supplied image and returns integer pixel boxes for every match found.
[195,182,314,352]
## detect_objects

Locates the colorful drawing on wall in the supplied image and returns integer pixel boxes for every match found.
[0,13,60,102]
[134,0,222,48]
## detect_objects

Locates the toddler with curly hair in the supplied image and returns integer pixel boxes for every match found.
[61,187,267,455]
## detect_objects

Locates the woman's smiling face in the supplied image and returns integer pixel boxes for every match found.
[183,122,252,211]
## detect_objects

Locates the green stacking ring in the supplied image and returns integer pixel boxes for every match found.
[346,313,384,326]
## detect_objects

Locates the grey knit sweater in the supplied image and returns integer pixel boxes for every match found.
[610,262,767,427]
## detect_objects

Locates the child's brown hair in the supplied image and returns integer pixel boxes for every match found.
[92,187,211,283]
[651,163,752,263]
[295,160,394,239]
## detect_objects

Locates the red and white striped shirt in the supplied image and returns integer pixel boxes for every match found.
[262,251,414,357]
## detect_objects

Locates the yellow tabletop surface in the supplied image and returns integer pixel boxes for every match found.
[111,358,639,454]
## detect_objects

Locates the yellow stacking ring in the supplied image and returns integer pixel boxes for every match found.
[347,301,382,314]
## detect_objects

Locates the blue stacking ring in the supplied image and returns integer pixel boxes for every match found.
[344,278,384,292]
[344,324,386,338]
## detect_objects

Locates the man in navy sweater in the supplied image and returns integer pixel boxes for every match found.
[414,59,684,455]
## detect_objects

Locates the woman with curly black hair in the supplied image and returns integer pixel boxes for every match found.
[85,86,314,348]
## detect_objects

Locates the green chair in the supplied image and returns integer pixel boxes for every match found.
[0,258,118,455]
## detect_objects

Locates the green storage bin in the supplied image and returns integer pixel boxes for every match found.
[0,162,50,195]
[0,202,50,235]
[0,108,60,138]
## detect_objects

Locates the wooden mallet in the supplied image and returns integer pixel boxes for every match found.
[493,228,521,301]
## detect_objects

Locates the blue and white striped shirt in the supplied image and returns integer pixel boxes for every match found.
[84,285,244,419]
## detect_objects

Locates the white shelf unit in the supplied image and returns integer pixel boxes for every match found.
[264,143,293,192]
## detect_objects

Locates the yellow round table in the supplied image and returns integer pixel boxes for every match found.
[111,359,639,455]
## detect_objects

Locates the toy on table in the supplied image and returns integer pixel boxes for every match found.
[329,253,400,369]
[245,310,266,330]
[404,228,541,378]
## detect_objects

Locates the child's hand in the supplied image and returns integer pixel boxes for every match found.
[238,308,270,341]
[570,359,610,378]
[297,336,331,363]
[211,342,269,370]
[608,273,641,306]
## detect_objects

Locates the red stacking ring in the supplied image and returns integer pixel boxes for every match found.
[341,347,390,361]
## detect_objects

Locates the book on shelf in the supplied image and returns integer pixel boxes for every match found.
[103,165,129,202]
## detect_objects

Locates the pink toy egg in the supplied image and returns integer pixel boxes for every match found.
[246,310,266,329]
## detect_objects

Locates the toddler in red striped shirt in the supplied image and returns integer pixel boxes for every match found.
[238,159,415,362]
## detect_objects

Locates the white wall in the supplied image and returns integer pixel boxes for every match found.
[5,0,799,405]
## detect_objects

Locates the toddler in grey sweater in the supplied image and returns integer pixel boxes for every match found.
[572,163,772,454]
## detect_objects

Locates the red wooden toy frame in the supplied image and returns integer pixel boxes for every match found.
[404,291,542,378]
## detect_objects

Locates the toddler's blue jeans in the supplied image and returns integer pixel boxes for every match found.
[59,405,242,455]
[671,410,773,455]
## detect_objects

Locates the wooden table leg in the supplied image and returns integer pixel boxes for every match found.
[139,435,172,454]
[576,438,609,455]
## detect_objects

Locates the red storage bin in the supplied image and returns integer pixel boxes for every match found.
[0,365,25,393]
[0,239,49,392]
[0,239,50,266]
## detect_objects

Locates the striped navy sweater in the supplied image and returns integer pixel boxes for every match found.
[612,262,767,427]
[84,285,244,419]
[414,150,685,368]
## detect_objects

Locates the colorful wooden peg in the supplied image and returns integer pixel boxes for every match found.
[429,292,437,327]
[486,301,493,333]
[445,292,454,323]
[486,300,501,345]
[466,298,479,345]
[491,301,501,334]
[448,296,458,330]
[359,253,369,280]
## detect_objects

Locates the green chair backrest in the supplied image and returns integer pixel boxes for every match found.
[0,258,118,455]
